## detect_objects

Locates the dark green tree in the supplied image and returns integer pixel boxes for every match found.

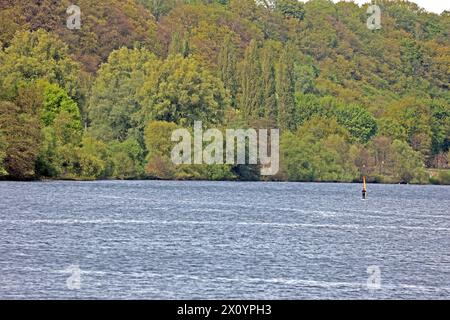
[168,32,190,58]
[260,43,278,120]
[0,100,41,179]
[218,35,238,108]
[276,0,305,20]
[276,45,296,131]
[239,40,262,122]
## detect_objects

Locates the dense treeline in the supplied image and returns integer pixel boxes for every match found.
[0,0,449,184]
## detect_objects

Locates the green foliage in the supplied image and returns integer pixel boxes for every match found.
[296,94,326,126]
[281,118,358,182]
[390,140,427,184]
[35,83,83,178]
[138,0,178,20]
[429,170,450,185]
[139,55,228,127]
[47,136,108,180]
[168,32,191,57]
[0,100,41,179]
[280,131,315,181]
[175,164,236,181]
[36,126,58,177]
[77,150,106,180]
[356,135,428,184]
[239,40,262,122]
[385,96,434,159]
[53,110,82,146]
[42,83,81,128]
[0,0,448,183]
[143,120,235,180]
[0,30,80,100]
[429,99,450,155]
[108,138,145,180]
[294,57,318,94]
[377,118,409,142]
[0,131,7,176]
[88,47,158,142]
[1,0,158,72]
[144,121,178,179]
[145,121,178,159]
[78,136,109,179]
[35,109,84,179]
[218,35,239,108]
[334,104,378,144]
[160,2,263,65]
[276,0,305,20]
[276,44,297,131]
[260,42,278,120]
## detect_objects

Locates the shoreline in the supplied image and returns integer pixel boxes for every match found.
[1,177,449,186]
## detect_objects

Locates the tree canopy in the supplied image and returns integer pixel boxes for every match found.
[0,0,448,183]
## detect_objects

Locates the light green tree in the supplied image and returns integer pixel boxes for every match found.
[108,138,145,179]
[88,47,159,142]
[41,83,82,129]
[139,55,228,127]
[0,30,80,101]
[144,121,178,179]
[391,140,427,184]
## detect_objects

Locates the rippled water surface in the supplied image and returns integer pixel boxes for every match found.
[0,180,449,299]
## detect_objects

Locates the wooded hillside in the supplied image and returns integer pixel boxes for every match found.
[0,0,449,183]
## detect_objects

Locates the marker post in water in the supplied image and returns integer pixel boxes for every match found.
[362,176,367,200]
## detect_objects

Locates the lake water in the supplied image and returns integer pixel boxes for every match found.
[0,180,449,299]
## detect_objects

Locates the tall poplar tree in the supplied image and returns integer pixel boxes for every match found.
[168,31,190,58]
[218,35,238,109]
[239,40,262,122]
[276,45,296,131]
[260,44,277,120]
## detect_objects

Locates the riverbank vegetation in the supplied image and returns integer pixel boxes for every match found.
[0,0,449,184]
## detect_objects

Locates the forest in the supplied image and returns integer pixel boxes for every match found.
[0,0,449,184]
